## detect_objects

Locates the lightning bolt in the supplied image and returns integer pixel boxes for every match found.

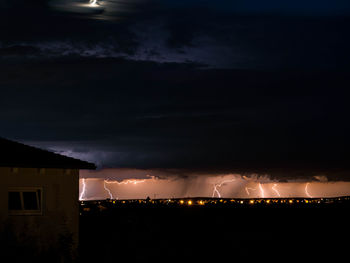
[212,179,236,198]
[305,182,312,198]
[104,180,114,199]
[110,179,146,185]
[245,187,256,196]
[212,185,221,198]
[80,178,86,200]
[272,184,281,197]
[258,183,265,198]
[103,178,147,199]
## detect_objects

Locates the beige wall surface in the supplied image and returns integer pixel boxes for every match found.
[0,167,80,249]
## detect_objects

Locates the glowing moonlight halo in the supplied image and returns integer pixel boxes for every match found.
[49,0,105,15]
[89,0,99,7]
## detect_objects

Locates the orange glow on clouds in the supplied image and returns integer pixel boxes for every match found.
[79,170,350,200]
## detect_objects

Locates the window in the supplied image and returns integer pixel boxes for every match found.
[8,187,43,215]
[38,168,46,175]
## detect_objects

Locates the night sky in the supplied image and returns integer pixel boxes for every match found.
[1,0,350,180]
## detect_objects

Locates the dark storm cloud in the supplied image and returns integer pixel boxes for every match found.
[166,0,350,15]
[1,57,350,180]
[1,1,350,68]
[1,0,350,180]
[1,15,350,69]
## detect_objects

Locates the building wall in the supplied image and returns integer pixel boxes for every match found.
[0,167,80,251]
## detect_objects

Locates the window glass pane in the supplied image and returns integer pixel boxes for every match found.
[8,192,22,210]
[37,189,41,207]
[23,192,38,210]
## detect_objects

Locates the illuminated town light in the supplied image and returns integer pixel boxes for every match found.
[79,196,350,215]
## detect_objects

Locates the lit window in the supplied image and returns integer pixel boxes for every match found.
[8,188,43,215]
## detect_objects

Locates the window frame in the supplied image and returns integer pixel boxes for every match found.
[8,187,43,216]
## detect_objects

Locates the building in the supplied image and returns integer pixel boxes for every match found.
[0,137,95,257]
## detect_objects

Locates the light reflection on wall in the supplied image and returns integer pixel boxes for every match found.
[79,173,350,200]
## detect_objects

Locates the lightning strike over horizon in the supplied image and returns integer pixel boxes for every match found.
[245,187,256,196]
[108,179,147,185]
[272,184,281,197]
[212,179,236,198]
[79,178,87,200]
[102,178,148,199]
[305,182,313,198]
[259,183,265,198]
[104,180,114,199]
[79,172,350,200]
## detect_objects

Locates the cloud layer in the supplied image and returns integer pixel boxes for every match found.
[1,0,350,181]
[79,169,350,199]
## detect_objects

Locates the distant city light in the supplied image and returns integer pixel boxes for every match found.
[79,196,350,215]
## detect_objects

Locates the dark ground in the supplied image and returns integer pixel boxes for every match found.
[79,203,350,263]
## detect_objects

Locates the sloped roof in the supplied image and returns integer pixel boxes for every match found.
[0,137,96,170]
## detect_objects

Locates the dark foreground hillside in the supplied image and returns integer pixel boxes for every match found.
[79,202,350,263]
